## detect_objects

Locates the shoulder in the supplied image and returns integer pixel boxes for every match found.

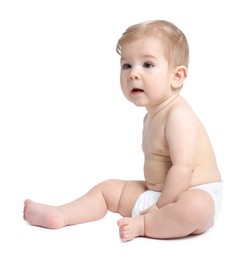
[166,96,196,124]
[164,97,201,148]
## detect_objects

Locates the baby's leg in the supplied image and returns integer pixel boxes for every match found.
[24,179,125,229]
[24,199,65,228]
[24,179,146,229]
[118,215,145,242]
[118,189,215,241]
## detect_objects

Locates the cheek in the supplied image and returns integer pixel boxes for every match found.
[147,79,169,97]
[120,77,128,95]
[120,75,124,86]
[120,75,128,89]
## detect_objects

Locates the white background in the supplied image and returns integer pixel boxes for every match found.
[0,0,251,259]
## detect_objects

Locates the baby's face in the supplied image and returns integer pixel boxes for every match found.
[119,37,174,108]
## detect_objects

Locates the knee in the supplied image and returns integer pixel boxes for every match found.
[192,197,214,223]
[98,179,125,192]
[100,179,120,185]
[178,191,215,230]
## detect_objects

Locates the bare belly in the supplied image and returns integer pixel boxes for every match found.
[144,158,221,192]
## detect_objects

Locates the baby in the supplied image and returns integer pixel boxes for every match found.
[23,20,222,242]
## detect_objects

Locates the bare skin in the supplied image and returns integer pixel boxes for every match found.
[24,199,65,229]
[24,180,147,230]
[24,34,221,242]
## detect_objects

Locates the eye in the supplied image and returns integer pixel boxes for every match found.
[121,63,131,70]
[143,62,154,68]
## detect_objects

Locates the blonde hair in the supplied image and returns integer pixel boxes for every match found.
[116,20,189,69]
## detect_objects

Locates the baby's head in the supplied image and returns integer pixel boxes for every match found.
[116,20,189,71]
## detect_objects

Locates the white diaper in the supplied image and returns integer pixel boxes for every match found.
[132,181,223,220]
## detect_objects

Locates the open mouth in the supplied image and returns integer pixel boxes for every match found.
[131,88,144,93]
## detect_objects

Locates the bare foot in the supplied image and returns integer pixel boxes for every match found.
[23,199,65,229]
[117,215,145,242]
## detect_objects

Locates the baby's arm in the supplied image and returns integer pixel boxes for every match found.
[156,105,198,208]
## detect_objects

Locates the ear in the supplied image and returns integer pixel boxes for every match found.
[171,65,188,89]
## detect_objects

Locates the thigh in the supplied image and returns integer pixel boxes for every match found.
[118,180,147,217]
[97,179,146,216]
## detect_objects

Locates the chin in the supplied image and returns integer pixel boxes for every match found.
[132,102,146,107]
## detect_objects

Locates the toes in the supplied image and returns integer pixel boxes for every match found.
[118,222,133,242]
[23,201,28,220]
[24,199,32,206]
[117,218,125,227]
[117,217,130,227]
[120,231,132,242]
[23,207,26,220]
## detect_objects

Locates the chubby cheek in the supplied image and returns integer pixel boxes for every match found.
[120,76,129,94]
[120,82,129,100]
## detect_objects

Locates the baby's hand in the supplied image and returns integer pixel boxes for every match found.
[140,204,159,215]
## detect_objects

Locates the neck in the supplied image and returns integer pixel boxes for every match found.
[146,93,180,117]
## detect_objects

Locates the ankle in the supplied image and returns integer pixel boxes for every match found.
[57,206,68,227]
[140,215,145,237]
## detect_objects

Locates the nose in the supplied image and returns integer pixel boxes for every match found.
[128,68,140,80]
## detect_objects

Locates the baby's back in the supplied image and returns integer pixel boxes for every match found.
[190,121,221,186]
[142,96,221,191]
